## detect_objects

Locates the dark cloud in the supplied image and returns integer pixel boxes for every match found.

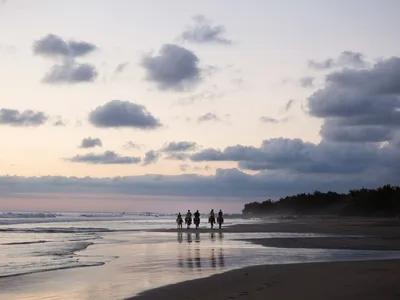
[33,34,98,84]
[33,34,97,58]
[308,51,367,70]
[259,116,279,124]
[42,61,98,84]
[162,141,198,152]
[299,76,314,88]
[308,56,400,143]
[79,137,102,149]
[114,62,129,74]
[180,15,232,45]
[67,151,141,165]
[89,100,162,129]
[0,109,47,127]
[197,113,220,123]
[0,166,397,200]
[141,44,201,91]
[143,150,160,166]
[123,141,141,150]
[190,138,383,175]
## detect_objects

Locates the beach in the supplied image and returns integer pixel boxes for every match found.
[133,216,400,300]
[1,214,400,299]
[132,260,400,300]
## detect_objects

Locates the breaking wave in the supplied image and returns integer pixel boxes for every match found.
[0,212,61,218]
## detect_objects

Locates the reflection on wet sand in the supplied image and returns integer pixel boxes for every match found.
[176,232,225,271]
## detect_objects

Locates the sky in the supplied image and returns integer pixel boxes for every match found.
[0,0,400,213]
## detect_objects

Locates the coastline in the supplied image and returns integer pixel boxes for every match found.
[131,216,400,300]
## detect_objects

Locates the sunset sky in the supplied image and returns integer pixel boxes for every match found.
[0,0,399,213]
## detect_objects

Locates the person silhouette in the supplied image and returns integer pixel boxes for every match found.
[217,209,224,229]
[176,212,183,229]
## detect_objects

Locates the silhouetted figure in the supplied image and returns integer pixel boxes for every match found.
[208,209,216,229]
[176,212,183,229]
[194,210,200,229]
[185,210,192,228]
[217,209,224,229]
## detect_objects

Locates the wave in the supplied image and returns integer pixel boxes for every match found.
[0,212,61,218]
[79,213,124,218]
[0,227,114,234]
[0,262,105,279]
[34,241,94,257]
[0,240,47,246]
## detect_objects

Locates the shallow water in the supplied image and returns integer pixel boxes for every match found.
[1,230,400,300]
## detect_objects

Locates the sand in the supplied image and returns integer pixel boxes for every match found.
[132,260,400,300]
[131,216,400,300]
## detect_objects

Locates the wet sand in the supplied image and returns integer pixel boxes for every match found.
[132,260,400,300]
[133,217,400,300]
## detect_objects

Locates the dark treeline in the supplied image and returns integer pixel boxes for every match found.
[242,185,400,217]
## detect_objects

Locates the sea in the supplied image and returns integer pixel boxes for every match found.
[1,211,400,300]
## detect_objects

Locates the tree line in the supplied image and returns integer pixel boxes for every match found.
[242,185,400,217]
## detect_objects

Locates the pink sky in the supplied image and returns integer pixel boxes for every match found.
[0,193,248,213]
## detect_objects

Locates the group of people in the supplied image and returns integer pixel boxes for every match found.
[176,209,224,229]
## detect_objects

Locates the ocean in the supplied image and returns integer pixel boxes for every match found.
[1,212,400,300]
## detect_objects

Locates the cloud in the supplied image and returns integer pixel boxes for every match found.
[259,116,280,124]
[89,100,162,129]
[161,141,198,152]
[33,34,97,59]
[180,164,190,172]
[67,151,141,165]
[190,138,387,175]
[175,87,225,106]
[308,51,367,70]
[197,113,220,123]
[114,62,129,74]
[0,109,47,127]
[284,99,295,112]
[42,61,98,84]
[33,34,98,84]
[180,164,211,172]
[166,153,190,161]
[123,141,141,150]
[0,164,398,200]
[143,150,160,166]
[180,15,232,45]
[79,137,102,149]
[308,56,400,143]
[53,116,66,127]
[299,76,314,88]
[141,44,201,91]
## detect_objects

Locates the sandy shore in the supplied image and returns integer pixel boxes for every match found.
[132,260,400,300]
[131,217,400,299]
